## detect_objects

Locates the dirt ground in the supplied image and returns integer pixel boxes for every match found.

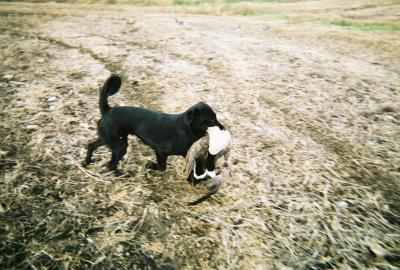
[1,1,399,269]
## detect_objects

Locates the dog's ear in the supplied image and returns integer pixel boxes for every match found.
[185,107,197,126]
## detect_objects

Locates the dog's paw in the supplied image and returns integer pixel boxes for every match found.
[187,172,197,184]
[146,161,160,171]
[85,157,99,166]
[84,158,92,166]
[114,169,129,177]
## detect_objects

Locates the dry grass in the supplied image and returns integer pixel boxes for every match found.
[1,1,400,269]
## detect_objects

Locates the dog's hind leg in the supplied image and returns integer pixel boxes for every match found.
[147,151,167,171]
[85,138,105,165]
[156,152,167,171]
[107,137,128,176]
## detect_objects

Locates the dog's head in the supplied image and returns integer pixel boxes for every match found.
[185,102,224,135]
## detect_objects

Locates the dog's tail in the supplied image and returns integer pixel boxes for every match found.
[99,75,122,115]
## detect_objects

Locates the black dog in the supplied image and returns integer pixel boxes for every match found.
[85,75,224,177]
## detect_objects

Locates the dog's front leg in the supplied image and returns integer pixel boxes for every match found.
[147,151,167,171]
[187,157,206,185]
[206,153,216,177]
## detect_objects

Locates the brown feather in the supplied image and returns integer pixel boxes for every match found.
[184,133,231,205]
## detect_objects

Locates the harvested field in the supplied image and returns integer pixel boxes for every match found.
[0,1,399,269]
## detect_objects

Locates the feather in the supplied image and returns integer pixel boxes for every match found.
[184,132,232,205]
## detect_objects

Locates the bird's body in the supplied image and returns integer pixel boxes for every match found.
[184,133,231,205]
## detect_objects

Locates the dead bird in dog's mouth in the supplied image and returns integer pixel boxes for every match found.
[185,127,232,205]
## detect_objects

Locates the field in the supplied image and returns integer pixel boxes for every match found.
[0,1,399,269]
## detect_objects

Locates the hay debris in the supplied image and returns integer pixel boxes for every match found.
[1,2,399,269]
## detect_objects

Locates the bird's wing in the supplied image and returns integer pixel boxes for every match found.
[184,135,209,178]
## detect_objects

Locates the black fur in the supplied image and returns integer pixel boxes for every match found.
[85,75,224,176]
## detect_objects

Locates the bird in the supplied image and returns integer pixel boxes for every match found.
[236,24,241,33]
[261,25,270,32]
[184,130,231,205]
[175,18,185,26]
